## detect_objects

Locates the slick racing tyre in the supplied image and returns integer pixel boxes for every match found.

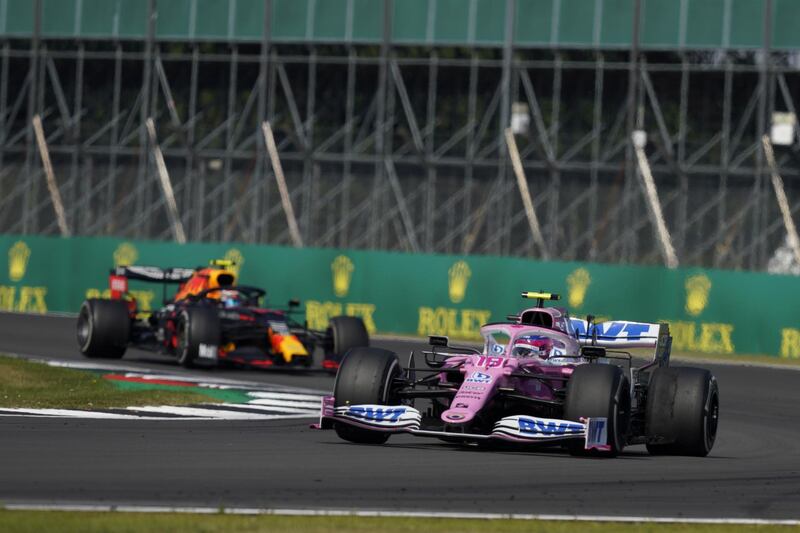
[646,367,719,457]
[564,364,631,457]
[175,307,221,368]
[328,316,369,361]
[77,299,130,359]
[333,347,401,445]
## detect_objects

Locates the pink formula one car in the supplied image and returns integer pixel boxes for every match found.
[317,292,719,457]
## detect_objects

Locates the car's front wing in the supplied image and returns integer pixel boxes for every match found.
[315,396,610,451]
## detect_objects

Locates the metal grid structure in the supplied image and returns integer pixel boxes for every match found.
[1,0,800,271]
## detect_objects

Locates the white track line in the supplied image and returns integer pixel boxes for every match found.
[247,391,325,401]
[9,354,328,393]
[0,402,320,421]
[217,403,318,415]
[106,371,323,393]
[0,412,316,421]
[247,398,321,410]
[0,408,149,419]
[124,406,315,420]
[1,504,797,525]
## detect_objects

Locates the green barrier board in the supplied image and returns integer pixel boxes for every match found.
[2,234,799,360]
[3,0,800,51]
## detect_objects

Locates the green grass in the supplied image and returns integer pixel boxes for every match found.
[0,512,795,533]
[0,356,224,409]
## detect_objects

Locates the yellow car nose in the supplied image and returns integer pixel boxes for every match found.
[277,336,309,363]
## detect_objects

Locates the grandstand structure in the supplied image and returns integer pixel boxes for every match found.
[1,0,799,270]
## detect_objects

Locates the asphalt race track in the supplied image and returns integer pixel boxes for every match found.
[1,312,799,520]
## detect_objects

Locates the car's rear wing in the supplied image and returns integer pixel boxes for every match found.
[570,318,672,366]
[111,265,196,283]
[108,265,196,298]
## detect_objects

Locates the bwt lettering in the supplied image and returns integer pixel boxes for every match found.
[518,418,583,435]
[347,407,405,422]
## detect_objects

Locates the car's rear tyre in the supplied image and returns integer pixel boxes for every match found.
[328,316,369,361]
[76,299,130,359]
[564,364,630,457]
[646,366,719,456]
[333,347,401,444]
[175,307,220,368]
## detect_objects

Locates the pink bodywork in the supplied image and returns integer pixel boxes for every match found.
[439,319,581,426]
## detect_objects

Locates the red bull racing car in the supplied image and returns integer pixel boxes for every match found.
[77,260,368,370]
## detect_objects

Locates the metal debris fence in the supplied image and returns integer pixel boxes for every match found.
[1,1,800,272]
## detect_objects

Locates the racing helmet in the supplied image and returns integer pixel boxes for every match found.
[220,289,241,308]
[511,335,554,359]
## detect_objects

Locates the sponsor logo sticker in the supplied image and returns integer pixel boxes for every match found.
[346,406,406,423]
[198,343,218,360]
[518,417,583,435]
[109,275,128,293]
[268,321,290,335]
[465,371,491,384]
[586,417,610,450]
[454,393,482,400]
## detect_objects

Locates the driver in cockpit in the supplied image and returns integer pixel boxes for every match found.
[510,335,555,360]
[220,289,243,308]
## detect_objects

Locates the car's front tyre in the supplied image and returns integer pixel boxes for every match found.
[563,363,631,457]
[333,347,401,444]
[328,316,369,361]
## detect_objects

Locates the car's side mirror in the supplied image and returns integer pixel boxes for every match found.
[580,346,606,359]
[429,335,449,347]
